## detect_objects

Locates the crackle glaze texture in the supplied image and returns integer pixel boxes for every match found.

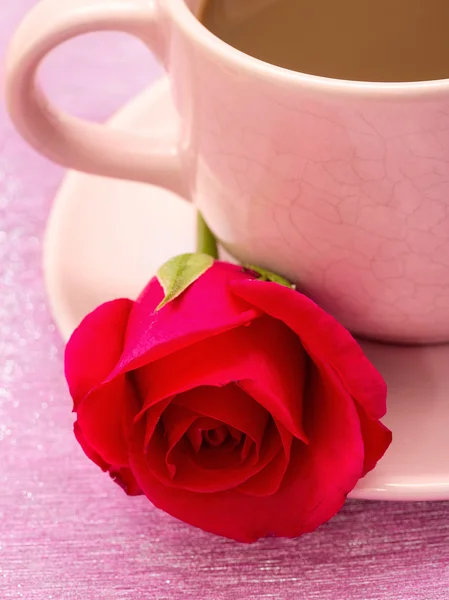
[2,1,449,599]
[173,53,449,343]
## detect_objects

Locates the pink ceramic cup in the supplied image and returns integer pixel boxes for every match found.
[6,0,449,343]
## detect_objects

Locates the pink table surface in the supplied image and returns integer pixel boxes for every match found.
[1,2,449,599]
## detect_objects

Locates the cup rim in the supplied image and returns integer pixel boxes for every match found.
[165,0,449,97]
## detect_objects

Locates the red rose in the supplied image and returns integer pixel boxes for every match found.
[65,260,391,542]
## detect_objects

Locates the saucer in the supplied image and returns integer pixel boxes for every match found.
[44,76,449,502]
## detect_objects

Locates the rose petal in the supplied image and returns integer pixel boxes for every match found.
[237,449,288,497]
[186,426,203,453]
[355,405,392,475]
[237,421,293,496]
[230,280,387,420]
[241,435,253,462]
[298,363,366,494]
[65,299,133,407]
[162,404,201,452]
[74,422,141,496]
[175,437,245,472]
[108,466,142,496]
[142,397,174,448]
[134,318,307,441]
[76,375,136,467]
[111,262,260,376]
[73,421,109,471]
[301,359,391,478]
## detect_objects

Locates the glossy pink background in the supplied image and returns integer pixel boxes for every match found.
[1,2,449,598]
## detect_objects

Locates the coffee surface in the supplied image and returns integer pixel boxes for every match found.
[200,0,449,82]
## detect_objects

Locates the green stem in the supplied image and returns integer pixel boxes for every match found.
[196,211,219,259]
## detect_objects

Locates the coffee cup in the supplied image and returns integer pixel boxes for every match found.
[6,0,449,343]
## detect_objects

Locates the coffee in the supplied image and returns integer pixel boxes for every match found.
[200,0,449,82]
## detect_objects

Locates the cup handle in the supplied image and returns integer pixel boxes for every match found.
[5,0,188,197]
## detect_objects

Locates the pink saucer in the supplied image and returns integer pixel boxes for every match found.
[44,77,449,502]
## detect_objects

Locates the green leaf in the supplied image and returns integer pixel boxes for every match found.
[245,264,295,289]
[156,253,214,310]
